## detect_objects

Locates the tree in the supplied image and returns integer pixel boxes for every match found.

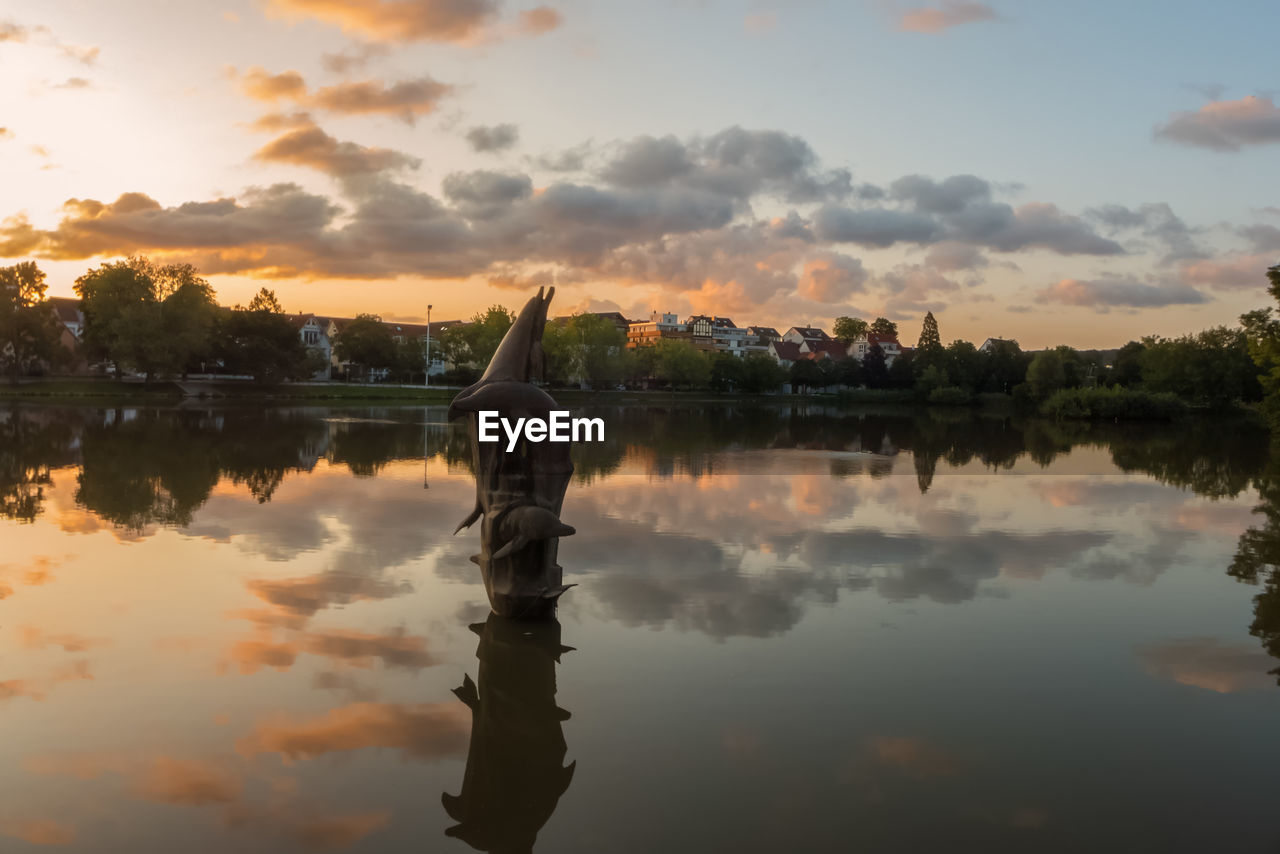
[789,357,823,392]
[335,314,397,379]
[945,340,981,392]
[0,261,62,383]
[436,305,515,372]
[739,352,787,393]
[655,338,710,388]
[833,316,868,343]
[218,288,315,384]
[862,343,889,388]
[1112,340,1145,387]
[835,356,864,388]
[74,257,218,381]
[870,317,898,338]
[1026,349,1067,399]
[710,351,745,392]
[917,312,941,352]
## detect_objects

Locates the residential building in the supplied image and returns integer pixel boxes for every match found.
[979,337,1015,353]
[627,311,687,348]
[782,326,833,347]
[849,332,902,366]
[287,314,333,380]
[769,340,804,366]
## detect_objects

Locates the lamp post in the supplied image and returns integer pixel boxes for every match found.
[425,304,432,388]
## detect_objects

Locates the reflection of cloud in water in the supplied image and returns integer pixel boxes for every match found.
[225,627,438,675]
[238,701,471,762]
[1136,637,1275,693]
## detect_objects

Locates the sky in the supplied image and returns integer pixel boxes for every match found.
[1,0,1278,349]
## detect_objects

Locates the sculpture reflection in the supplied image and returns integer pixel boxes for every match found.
[448,288,576,619]
[443,615,576,853]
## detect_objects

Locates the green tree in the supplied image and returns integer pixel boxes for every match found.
[1027,349,1067,399]
[789,357,823,392]
[945,340,981,392]
[833,316,868,343]
[335,314,398,380]
[710,351,745,392]
[862,343,889,388]
[436,305,516,371]
[870,317,898,338]
[917,311,941,352]
[218,288,315,384]
[836,356,864,388]
[655,338,710,388]
[739,352,787,393]
[74,257,217,381]
[0,261,62,382]
[1112,340,1145,387]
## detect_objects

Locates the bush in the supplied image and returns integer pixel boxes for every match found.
[1040,387,1188,420]
[926,386,972,406]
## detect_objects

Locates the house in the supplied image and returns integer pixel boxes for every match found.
[782,326,833,347]
[747,326,781,343]
[800,340,850,361]
[551,311,632,336]
[287,314,333,379]
[979,337,1016,353]
[769,340,804,366]
[849,333,903,366]
[627,311,687,348]
[686,315,751,356]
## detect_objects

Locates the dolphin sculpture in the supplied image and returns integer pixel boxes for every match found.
[448,287,576,620]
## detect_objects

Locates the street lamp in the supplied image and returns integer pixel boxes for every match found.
[424,304,433,388]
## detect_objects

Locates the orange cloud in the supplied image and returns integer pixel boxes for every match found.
[1156,95,1280,151]
[132,757,242,806]
[1137,637,1274,693]
[253,123,421,176]
[240,68,454,124]
[264,0,499,43]
[518,6,563,35]
[240,67,307,101]
[899,2,997,33]
[0,819,75,846]
[238,702,470,761]
[18,627,109,652]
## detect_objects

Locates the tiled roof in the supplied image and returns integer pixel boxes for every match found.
[771,341,803,360]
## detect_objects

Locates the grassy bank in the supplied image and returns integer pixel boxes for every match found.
[1040,387,1188,420]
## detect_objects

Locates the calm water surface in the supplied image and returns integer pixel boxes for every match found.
[3,402,1280,852]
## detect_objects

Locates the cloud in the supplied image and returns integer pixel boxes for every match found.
[465,122,520,153]
[814,206,941,247]
[1179,252,1276,291]
[798,252,869,302]
[1037,276,1208,310]
[899,1,997,33]
[891,173,991,213]
[1156,95,1280,151]
[0,819,75,846]
[442,169,534,216]
[254,123,422,176]
[1087,202,1206,264]
[18,627,108,652]
[52,77,92,90]
[240,68,453,123]
[599,127,852,204]
[924,241,988,271]
[59,43,99,65]
[1137,637,1275,693]
[0,127,11,140]
[238,701,471,761]
[518,6,563,34]
[1240,223,1280,252]
[320,43,389,74]
[263,0,500,43]
[132,757,241,806]
[0,20,33,42]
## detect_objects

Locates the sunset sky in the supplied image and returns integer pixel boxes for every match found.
[1,0,1277,348]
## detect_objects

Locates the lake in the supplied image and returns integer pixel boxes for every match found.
[2,402,1280,852]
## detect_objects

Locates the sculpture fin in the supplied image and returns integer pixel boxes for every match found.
[492,534,529,560]
[453,503,482,534]
[451,674,478,710]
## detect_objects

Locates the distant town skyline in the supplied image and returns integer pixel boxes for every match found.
[1,0,1278,349]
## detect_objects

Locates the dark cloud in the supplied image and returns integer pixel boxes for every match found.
[533,142,591,172]
[464,122,520,153]
[442,170,534,217]
[813,205,942,247]
[600,127,852,203]
[1037,276,1208,310]
[254,123,422,176]
[924,241,988,271]
[1155,95,1280,151]
[891,173,991,214]
[1087,202,1206,264]
[1240,223,1280,252]
[899,2,997,33]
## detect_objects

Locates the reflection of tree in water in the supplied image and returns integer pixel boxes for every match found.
[0,408,78,522]
[443,615,575,853]
[1229,460,1280,683]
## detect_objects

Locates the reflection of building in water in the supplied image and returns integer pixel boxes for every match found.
[444,616,575,853]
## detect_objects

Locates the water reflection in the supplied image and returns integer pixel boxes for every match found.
[444,616,575,852]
